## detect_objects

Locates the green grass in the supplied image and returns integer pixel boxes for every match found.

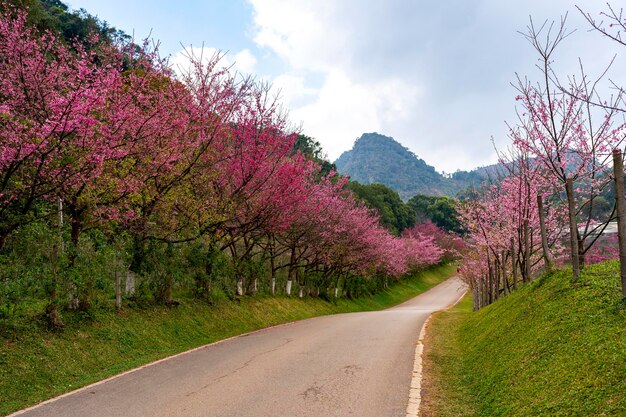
[421,294,476,417]
[423,261,626,417]
[0,263,455,415]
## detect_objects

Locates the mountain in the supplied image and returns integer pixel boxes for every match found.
[334,133,495,200]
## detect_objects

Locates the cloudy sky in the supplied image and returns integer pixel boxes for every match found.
[66,1,626,173]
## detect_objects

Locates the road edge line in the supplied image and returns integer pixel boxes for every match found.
[406,280,468,417]
[5,319,301,417]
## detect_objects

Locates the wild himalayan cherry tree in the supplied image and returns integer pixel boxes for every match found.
[459,14,626,308]
[514,16,625,280]
[458,168,565,309]
[0,10,137,321]
[0,8,447,320]
[0,11,122,247]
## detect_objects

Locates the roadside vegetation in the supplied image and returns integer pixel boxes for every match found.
[0,264,455,416]
[0,1,457,333]
[423,262,625,417]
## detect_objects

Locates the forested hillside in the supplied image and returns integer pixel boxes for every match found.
[7,0,125,43]
[334,133,493,200]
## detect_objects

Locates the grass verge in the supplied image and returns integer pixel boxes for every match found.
[422,261,626,417]
[421,294,476,417]
[0,263,455,415]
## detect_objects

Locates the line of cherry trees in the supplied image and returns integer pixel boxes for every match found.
[459,7,626,309]
[0,8,449,326]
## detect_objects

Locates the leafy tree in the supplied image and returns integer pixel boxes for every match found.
[347,182,415,235]
[6,0,126,44]
[407,195,463,233]
[293,134,336,176]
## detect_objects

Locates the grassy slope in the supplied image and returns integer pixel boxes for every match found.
[423,261,626,417]
[421,295,476,417]
[0,264,455,415]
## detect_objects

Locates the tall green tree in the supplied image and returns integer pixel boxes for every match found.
[6,0,126,44]
[292,134,336,177]
[347,182,415,235]
[407,194,463,233]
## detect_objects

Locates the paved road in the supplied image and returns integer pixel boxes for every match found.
[13,277,466,417]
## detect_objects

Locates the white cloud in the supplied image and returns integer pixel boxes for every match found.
[249,0,423,163]
[250,1,343,72]
[270,73,422,163]
[270,73,316,106]
[232,49,257,74]
[247,0,626,172]
[290,70,381,158]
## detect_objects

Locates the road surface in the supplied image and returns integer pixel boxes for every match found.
[12,277,466,417]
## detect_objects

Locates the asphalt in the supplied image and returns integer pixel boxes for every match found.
[12,276,466,417]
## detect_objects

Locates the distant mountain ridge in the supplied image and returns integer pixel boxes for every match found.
[334,132,495,200]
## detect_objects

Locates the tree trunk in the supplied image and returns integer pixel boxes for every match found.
[537,194,553,272]
[578,236,586,270]
[57,197,65,251]
[68,206,84,309]
[510,237,518,290]
[269,256,276,295]
[67,286,79,310]
[164,274,174,304]
[236,277,244,296]
[494,257,500,300]
[501,250,508,296]
[481,274,487,308]
[70,210,81,247]
[566,178,581,281]
[115,270,121,311]
[487,255,493,305]
[297,268,304,298]
[130,234,145,274]
[613,149,626,297]
[472,283,479,311]
[286,247,296,296]
[125,270,136,296]
[47,244,64,328]
[523,219,530,282]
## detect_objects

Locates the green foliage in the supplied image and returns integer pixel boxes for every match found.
[185,241,232,301]
[0,222,58,317]
[293,134,336,176]
[143,242,184,305]
[425,262,626,416]
[347,182,415,235]
[586,186,618,222]
[0,222,135,317]
[6,0,127,44]
[293,134,324,160]
[407,194,463,233]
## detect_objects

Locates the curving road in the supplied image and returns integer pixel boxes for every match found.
[11,277,466,417]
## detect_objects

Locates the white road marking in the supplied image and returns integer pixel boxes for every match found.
[406,282,468,417]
